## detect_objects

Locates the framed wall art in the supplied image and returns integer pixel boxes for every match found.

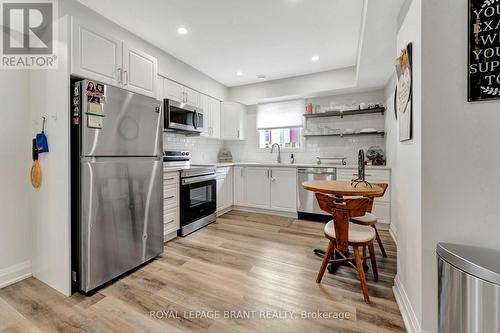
[468,0,500,102]
[395,42,413,142]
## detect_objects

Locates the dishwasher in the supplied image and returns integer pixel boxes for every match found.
[297,168,336,221]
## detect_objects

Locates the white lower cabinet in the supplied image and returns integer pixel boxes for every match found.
[270,168,297,212]
[163,171,180,239]
[216,167,233,212]
[245,168,271,209]
[233,167,246,206]
[235,167,297,213]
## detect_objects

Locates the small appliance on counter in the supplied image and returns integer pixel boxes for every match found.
[163,151,217,236]
[218,148,233,163]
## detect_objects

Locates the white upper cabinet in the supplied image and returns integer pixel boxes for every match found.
[201,95,221,139]
[164,79,184,102]
[210,98,221,138]
[270,168,297,212]
[221,102,246,141]
[245,167,271,209]
[71,18,157,98]
[72,18,121,85]
[184,86,200,108]
[123,46,157,97]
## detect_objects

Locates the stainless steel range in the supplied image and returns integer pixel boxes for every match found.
[163,151,217,236]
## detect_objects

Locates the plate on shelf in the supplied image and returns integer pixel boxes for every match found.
[359,128,378,133]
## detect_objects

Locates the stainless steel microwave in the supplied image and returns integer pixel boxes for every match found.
[164,99,204,133]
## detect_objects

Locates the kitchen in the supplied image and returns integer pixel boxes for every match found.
[2,0,500,333]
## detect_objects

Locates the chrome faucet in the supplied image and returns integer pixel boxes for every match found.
[270,143,281,164]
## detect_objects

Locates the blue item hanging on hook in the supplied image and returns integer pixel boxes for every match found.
[36,117,49,154]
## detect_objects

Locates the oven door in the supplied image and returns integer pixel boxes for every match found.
[164,99,204,133]
[180,175,216,226]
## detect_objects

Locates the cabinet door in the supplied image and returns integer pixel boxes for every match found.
[199,94,211,137]
[71,18,121,85]
[233,167,246,206]
[270,168,297,212]
[164,79,184,102]
[122,45,157,98]
[216,178,225,211]
[210,97,221,139]
[225,168,233,208]
[184,86,200,107]
[245,168,270,209]
[372,201,390,226]
[221,102,245,140]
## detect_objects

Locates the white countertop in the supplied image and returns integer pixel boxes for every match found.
[163,162,391,172]
[212,162,391,170]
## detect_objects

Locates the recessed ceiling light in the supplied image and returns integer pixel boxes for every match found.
[257,74,266,80]
[177,27,188,35]
[311,55,319,62]
[236,71,243,76]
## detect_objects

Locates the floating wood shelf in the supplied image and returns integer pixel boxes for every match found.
[303,107,385,119]
[303,131,385,138]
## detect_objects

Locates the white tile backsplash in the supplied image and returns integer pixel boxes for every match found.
[163,133,224,163]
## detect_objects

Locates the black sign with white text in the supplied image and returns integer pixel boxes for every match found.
[468,0,500,102]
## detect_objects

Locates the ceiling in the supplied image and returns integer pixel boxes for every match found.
[77,0,365,87]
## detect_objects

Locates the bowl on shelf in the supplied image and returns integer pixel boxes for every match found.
[343,129,355,135]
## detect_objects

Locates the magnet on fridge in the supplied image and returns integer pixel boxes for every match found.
[87,114,103,129]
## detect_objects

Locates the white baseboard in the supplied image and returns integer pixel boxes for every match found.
[393,274,424,333]
[216,206,233,217]
[0,260,32,289]
[163,230,178,243]
[389,226,397,245]
[231,206,297,218]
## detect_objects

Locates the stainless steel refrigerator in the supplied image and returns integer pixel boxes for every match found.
[71,79,163,293]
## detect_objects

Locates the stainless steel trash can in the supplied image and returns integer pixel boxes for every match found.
[437,243,500,333]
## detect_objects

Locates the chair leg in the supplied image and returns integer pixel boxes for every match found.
[368,242,378,281]
[372,225,387,258]
[316,240,335,283]
[362,245,367,266]
[353,246,370,303]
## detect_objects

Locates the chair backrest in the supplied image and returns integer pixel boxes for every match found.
[365,183,388,213]
[315,193,370,251]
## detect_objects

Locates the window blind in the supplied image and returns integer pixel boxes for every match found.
[256,99,304,130]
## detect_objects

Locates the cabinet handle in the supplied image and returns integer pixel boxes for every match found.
[165,219,175,224]
[165,177,175,180]
[117,68,122,84]
[123,70,128,85]
[267,169,270,178]
[165,195,175,200]
[237,129,240,139]
[270,169,273,178]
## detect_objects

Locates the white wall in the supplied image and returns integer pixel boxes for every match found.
[421,1,500,332]
[0,71,33,288]
[29,15,72,296]
[226,90,386,166]
[385,0,423,331]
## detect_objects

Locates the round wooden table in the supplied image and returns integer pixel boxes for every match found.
[302,180,384,273]
[302,180,383,197]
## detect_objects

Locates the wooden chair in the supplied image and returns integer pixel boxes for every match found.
[315,193,378,303]
[350,183,389,258]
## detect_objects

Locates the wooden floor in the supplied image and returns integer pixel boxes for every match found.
[0,211,405,333]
